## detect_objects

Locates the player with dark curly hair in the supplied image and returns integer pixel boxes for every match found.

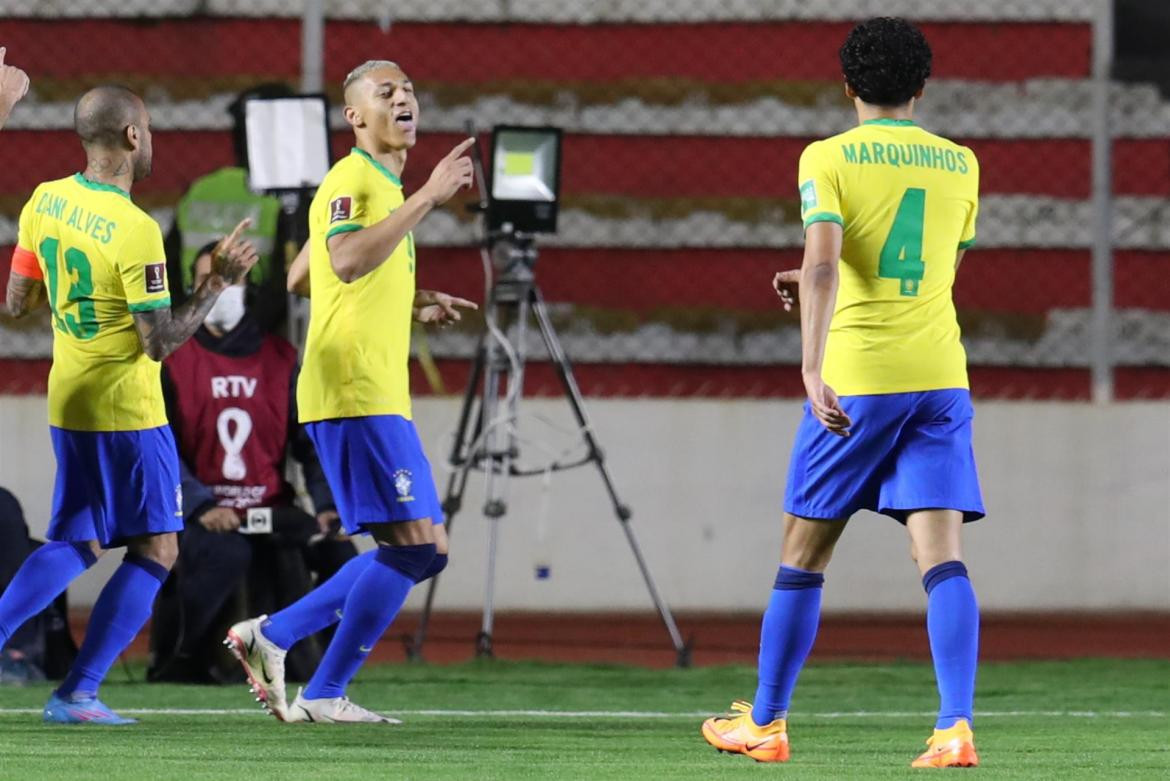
[839,16,932,107]
[702,18,983,768]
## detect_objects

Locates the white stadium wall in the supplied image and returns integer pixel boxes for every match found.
[1,394,1167,612]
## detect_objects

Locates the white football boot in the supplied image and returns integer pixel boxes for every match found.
[224,615,289,721]
[286,687,402,724]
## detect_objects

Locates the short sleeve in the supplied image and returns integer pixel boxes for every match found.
[12,193,42,279]
[797,141,843,230]
[320,171,369,241]
[118,219,172,313]
[958,148,979,250]
[15,189,37,254]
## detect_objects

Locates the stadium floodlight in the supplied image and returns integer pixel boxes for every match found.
[487,125,562,234]
[243,95,332,193]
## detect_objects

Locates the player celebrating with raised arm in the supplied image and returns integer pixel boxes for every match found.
[226,60,476,724]
[702,18,983,768]
[0,85,257,724]
[0,47,31,131]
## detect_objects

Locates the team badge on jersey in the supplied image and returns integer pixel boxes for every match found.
[145,263,166,294]
[393,469,414,502]
[330,196,353,223]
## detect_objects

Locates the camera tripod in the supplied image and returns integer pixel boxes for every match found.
[406,232,690,667]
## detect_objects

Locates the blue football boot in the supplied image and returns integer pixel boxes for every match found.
[43,691,137,725]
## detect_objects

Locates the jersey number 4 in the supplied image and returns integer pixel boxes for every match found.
[878,187,925,297]
[39,237,99,339]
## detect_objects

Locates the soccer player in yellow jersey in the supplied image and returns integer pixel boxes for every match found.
[0,86,257,724]
[226,60,476,724]
[703,19,982,768]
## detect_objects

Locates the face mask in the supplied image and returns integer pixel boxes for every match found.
[204,284,246,333]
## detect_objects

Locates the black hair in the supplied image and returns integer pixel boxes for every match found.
[74,85,142,148]
[193,240,219,261]
[839,17,932,108]
[184,240,220,292]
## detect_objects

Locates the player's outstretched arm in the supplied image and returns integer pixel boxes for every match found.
[0,47,30,131]
[799,221,852,437]
[132,219,258,361]
[328,138,475,283]
[4,270,44,318]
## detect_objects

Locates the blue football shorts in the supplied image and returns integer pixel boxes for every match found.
[48,425,184,548]
[305,414,444,534]
[783,388,985,524]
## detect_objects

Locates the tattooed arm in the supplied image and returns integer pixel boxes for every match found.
[5,270,45,318]
[132,218,258,361]
[132,278,227,361]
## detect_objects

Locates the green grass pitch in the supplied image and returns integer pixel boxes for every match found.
[0,659,1166,779]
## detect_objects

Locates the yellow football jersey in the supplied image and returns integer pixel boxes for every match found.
[16,174,171,431]
[298,148,417,422]
[798,118,978,395]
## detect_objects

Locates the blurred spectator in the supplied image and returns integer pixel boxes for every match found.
[148,243,357,684]
[165,83,299,333]
[0,487,77,685]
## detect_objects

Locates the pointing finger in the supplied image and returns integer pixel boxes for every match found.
[448,296,478,310]
[0,48,6,67]
[223,218,253,248]
[445,136,476,160]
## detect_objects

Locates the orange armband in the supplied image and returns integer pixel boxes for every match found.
[11,246,42,279]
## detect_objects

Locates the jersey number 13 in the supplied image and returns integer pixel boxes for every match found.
[39,237,99,339]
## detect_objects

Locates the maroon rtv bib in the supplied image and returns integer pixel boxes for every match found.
[165,335,298,511]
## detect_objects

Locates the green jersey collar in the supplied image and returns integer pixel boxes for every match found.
[352,147,403,187]
[861,118,916,127]
[73,173,131,200]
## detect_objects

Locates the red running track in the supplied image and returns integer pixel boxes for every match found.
[94,611,1170,669]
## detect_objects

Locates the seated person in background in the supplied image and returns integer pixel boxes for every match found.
[148,243,357,683]
[0,487,77,685]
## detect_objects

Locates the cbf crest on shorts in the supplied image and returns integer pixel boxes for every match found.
[330,196,353,224]
[393,468,414,502]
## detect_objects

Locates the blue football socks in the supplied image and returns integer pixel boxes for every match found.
[302,544,434,700]
[751,565,825,727]
[56,554,169,699]
[262,550,449,651]
[923,560,979,729]
[261,550,377,650]
[0,541,96,649]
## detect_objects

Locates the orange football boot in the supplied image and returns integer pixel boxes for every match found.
[701,700,790,763]
[911,718,979,768]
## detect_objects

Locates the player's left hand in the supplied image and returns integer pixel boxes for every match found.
[773,269,800,311]
[413,289,477,327]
